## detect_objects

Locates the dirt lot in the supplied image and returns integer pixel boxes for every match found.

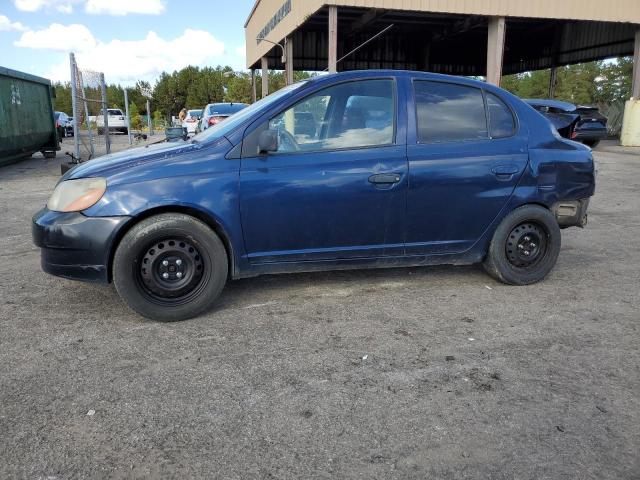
[0,140,638,479]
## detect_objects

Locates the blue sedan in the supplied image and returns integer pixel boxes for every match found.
[33,70,595,321]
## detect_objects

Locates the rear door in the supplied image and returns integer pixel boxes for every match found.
[405,79,528,255]
[239,78,408,263]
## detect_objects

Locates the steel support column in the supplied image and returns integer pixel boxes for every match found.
[548,67,558,98]
[285,37,294,85]
[633,29,640,99]
[486,16,506,86]
[328,6,338,73]
[251,69,257,103]
[261,57,269,98]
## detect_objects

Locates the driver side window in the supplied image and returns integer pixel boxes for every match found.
[269,79,395,153]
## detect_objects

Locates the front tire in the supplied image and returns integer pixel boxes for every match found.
[483,205,561,285]
[113,213,228,321]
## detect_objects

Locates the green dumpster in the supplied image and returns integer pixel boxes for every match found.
[0,66,59,167]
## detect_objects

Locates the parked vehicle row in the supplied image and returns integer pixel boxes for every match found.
[525,99,607,147]
[33,70,595,321]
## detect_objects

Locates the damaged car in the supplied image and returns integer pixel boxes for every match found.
[525,99,607,147]
[33,71,596,321]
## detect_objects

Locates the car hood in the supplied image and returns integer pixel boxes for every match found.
[64,140,197,180]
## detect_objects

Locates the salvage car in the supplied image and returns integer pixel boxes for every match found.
[196,102,248,133]
[33,71,595,321]
[525,99,607,147]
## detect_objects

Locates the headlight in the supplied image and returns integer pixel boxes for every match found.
[47,178,107,212]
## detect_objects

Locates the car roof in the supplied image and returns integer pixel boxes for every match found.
[523,98,577,112]
[305,69,500,89]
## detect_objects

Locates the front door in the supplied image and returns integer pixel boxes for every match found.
[240,78,407,264]
[405,79,529,255]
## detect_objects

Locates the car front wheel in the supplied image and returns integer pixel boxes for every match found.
[483,205,561,285]
[113,213,228,321]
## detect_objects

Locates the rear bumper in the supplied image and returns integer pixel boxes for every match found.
[573,128,607,141]
[32,208,131,283]
[552,198,590,229]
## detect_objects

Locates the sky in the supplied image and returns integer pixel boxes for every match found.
[0,0,255,85]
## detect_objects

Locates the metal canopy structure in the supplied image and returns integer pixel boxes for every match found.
[252,8,638,76]
[245,0,640,101]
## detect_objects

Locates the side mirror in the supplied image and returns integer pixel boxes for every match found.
[258,129,278,153]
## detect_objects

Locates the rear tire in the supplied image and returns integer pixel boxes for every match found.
[583,139,600,148]
[113,213,228,321]
[482,205,561,285]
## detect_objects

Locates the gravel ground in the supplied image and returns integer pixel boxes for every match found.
[0,140,638,479]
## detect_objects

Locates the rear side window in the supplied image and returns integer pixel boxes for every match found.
[414,81,487,143]
[486,92,515,138]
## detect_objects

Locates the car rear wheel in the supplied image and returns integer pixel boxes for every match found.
[113,213,228,321]
[583,139,600,148]
[482,205,561,285]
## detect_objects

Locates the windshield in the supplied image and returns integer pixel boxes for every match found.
[108,109,123,115]
[188,110,202,117]
[192,82,307,143]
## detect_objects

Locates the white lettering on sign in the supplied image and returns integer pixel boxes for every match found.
[257,0,291,44]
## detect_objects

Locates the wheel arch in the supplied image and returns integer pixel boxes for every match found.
[107,205,236,282]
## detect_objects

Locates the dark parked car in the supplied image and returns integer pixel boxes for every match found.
[33,71,595,321]
[54,111,73,139]
[525,99,607,147]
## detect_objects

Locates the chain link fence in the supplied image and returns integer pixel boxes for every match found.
[70,53,111,161]
[601,100,625,137]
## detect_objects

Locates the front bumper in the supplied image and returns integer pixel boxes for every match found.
[32,208,131,283]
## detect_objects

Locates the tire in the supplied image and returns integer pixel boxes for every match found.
[97,128,104,135]
[583,139,600,148]
[41,150,56,159]
[113,213,228,321]
[122,127,128,135]
[482,205,561,285]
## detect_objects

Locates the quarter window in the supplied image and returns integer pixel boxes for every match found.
[414,81,487,143]
[486,92,515,138]
[269,79,395,153]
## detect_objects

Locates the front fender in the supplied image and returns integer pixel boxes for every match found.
[83,171,245,275]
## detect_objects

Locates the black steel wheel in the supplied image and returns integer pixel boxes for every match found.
[505,222,548,269]
[113,213,228,321]
[483,205,561,285]
[138,238,206,304]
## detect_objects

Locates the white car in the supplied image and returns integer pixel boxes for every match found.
[182,109,202,135]
[96,108,128,135]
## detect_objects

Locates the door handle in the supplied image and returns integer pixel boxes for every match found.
[369,173,401,184]
[491,165,519,176]
[491,165,520,180]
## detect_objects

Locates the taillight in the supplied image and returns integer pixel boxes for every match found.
[56,120,60,128]
[571,130,578,139]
